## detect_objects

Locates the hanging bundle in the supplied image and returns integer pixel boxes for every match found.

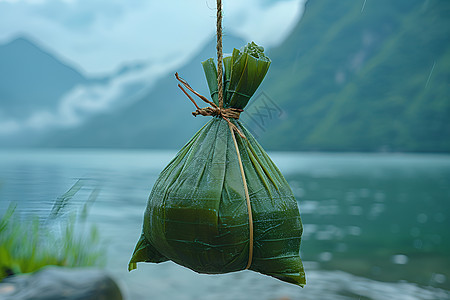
[129,0,305,287]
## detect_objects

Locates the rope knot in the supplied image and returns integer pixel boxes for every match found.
[192,107,217,118]
[192,107,243,120]
[175,72,246,139]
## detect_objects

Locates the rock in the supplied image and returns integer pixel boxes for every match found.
[0,266,122,300]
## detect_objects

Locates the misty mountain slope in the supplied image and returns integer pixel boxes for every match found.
[0,37,88,119]
[259,0,450,152]
[43,35,246,149]
[29,0,450,152]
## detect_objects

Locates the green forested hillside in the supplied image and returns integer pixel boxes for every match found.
[38,0,450,152]
[257,0,450,152]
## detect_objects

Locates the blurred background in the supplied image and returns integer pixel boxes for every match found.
[0,0,449,299]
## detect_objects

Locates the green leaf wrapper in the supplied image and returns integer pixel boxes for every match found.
[129,42,305,286]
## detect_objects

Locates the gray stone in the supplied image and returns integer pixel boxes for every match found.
[0,266,122,300]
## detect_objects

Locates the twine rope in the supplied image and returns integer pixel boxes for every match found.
[175,0,254,271]
[229,123,254,270]
[217,0,224,110]
[216,0,253,270]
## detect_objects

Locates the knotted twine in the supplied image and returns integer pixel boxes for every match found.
[175,0,254,271]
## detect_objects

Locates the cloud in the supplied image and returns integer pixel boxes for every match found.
[0,59,178,135]
[0,0,305,75]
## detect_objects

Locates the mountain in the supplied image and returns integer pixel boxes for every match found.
[10,0,450,152]
[256,0,450,152]
[0,36,156,147]
[0,36,88,119]
[42,35,246,149]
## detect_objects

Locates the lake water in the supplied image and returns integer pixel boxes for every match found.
[0,149,449,300]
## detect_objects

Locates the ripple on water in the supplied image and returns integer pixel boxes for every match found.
[318,252,333,262]
[368,203,385,219]
[431,273,447,285]
[348,205,363,215]
[299,201,319,214]
[315,225,344,240]
[391,254,409,265]
[417,213,428,224]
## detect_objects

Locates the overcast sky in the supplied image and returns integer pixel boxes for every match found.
[0,0,306,76]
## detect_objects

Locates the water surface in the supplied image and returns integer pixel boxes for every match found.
[0,149,449,300]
